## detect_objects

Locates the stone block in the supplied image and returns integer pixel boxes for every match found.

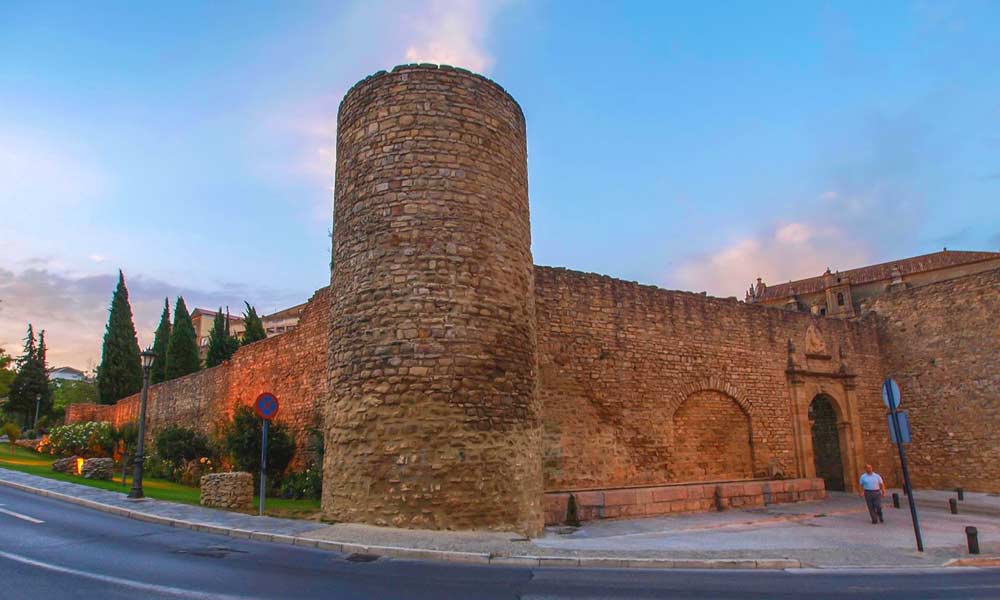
[200,472,253,509]
[81,458,114,480]
[52,456,81,474]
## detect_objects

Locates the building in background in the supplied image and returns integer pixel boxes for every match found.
[47,366,89,382]
[746,249,1000,317]
[190,302,309,360]
[190,308,246,360]
[262,301,307,337]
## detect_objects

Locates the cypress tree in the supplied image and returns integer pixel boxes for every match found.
[224,307,240,357]
[205,307,236,368]
[241,302,267,346]
[164,296,201,380]
[7,325,51,425]
[97,271,143,405]
[150,298,171,384]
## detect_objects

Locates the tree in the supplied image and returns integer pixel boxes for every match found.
[241,302,267,346]
[223,406,295,491]
[164,296,200,380]
[97,271,143,405]
[0,346,15,399]
[150,298,171,384]
[6,325,51,425]
[205,307,238,368]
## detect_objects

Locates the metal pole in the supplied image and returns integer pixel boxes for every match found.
[259,419,268,516]
[888,385,923,552]
[34,395,41,429]
[128,367,151,499]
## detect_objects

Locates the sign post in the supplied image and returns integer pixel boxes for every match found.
[254,392,280,517]
[882,378,923,552]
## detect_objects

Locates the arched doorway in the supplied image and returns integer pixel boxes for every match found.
[809,395,844,491]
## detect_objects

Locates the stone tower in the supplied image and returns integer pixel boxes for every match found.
[323,65,543,535]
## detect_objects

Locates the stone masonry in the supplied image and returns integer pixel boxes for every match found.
[862,268,1000,492]
[200,472,253,509]
[68,64,1000,534]
[324,65,543,535]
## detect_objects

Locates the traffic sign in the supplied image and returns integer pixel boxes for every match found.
[254,392,280,421]
[882,378,901,410]
[888,409,912,444]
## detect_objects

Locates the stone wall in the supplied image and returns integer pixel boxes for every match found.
[534,266,897,493]
[67,287,330,470]
[323,64,543,536]
[862,267,1000,492]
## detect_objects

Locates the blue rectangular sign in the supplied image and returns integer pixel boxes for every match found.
[888,410,912,444]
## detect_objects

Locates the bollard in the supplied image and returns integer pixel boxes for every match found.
[949,498,959,514]
[956,487,964,501]
[965,526,980,554]
[892,492,900,508]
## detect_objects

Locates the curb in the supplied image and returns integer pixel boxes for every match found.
[0,476,802,570]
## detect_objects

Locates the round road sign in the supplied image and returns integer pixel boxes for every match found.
[254,392,280,420]
[882,379,901,410]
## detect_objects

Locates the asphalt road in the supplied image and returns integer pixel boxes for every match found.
[0,486,997,599]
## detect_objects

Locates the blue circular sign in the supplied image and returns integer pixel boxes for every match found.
[254,392,280,420]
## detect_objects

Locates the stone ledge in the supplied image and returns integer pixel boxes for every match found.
[545,478,827,525]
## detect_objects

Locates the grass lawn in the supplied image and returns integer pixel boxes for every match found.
[0,443,321,520]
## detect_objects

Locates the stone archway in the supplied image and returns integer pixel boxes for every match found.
[670,390,754,483]
[809,394,845,491]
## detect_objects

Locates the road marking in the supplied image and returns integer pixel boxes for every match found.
[0,506,44,524]
[0,549,262,599]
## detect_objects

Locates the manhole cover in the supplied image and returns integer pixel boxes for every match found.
[345,553,381,563]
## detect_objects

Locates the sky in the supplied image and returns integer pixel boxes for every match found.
[1,0,998,369]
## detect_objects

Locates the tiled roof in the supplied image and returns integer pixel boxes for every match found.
[759,250,1000,301]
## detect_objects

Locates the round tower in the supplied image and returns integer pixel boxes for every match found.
[324,65,543,535]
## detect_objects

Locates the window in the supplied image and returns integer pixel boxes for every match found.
[837,292,845,306]
[820,307,827,316]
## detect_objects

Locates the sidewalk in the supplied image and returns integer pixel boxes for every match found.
[1,467,996,570]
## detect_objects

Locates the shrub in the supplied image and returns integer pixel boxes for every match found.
[155,426,212,464]
[223,406,294,491]
[2,422,21,454]
[279,461,322,500]
[45,422,115,457]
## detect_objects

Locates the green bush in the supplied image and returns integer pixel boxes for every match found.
[2,422,21,453]
[155,426,212,464]
[279,461,322,500]
[45,421,115,457]
[223,406,295,491]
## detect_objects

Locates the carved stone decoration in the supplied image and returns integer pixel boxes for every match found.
[805,325,828,356]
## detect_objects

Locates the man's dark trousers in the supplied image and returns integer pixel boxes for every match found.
[864,490,883,523]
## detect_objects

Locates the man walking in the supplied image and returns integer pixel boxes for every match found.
[859,464,886,524]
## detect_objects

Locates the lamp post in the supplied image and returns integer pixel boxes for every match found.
[33,393,41,429]
[128,348,157,499]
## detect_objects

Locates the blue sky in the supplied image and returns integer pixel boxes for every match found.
[2,0,998,367]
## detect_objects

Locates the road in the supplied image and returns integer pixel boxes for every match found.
[0,486,996,599]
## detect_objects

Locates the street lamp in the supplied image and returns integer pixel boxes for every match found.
[128,347,157,499]
[33,393,41,430]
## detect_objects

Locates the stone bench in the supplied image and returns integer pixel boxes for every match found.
[545,478,827,525]
[200,472,253,509]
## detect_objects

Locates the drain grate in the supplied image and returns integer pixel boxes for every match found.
[345,553,381,563]
[175,546,248,559]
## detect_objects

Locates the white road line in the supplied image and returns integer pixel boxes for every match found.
[0,549,261,599]
[0,506,44,524]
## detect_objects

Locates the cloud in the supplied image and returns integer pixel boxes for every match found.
[0,267,309,370]
[672,222,870,298]
[667,110,936,297]
[402,0,506,74]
